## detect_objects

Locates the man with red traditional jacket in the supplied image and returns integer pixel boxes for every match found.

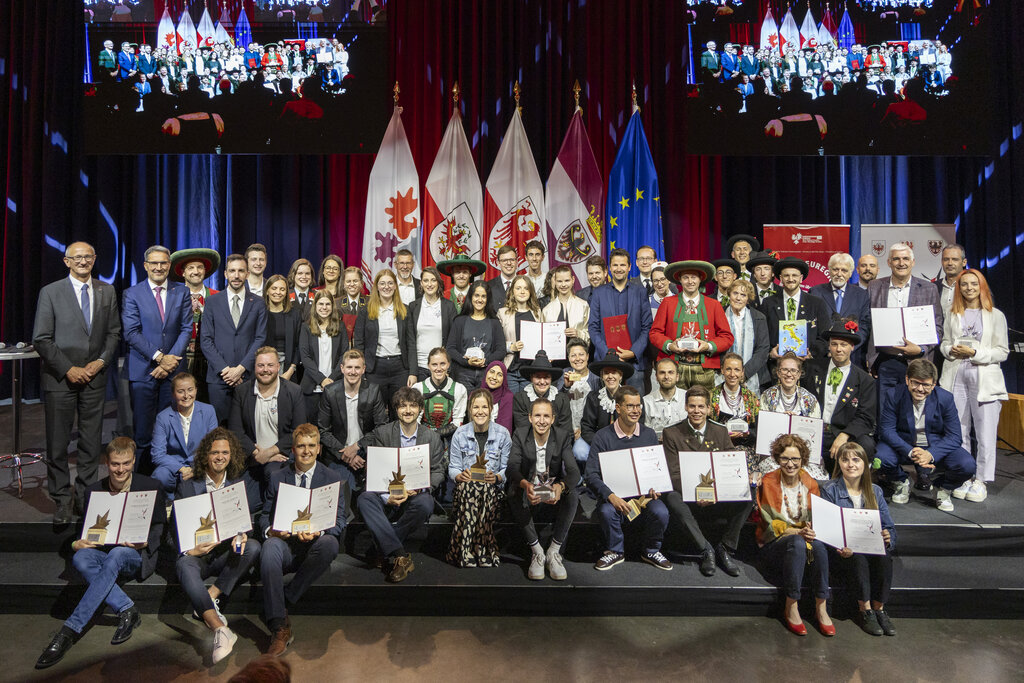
[171,248,221,402]
[650,260,734,392]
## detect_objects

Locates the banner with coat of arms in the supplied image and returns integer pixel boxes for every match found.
[860,224,957,282]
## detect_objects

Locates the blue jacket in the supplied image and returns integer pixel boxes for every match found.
[587,282,653,371]
[121,280,192,382]
[449,421,512,482]
[151,401,219,473]
[879,384,962,463]
[585,422,660,502]
[820,478,896,551]
[200,289,268,383]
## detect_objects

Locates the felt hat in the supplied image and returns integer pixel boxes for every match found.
[588,350,635,381]
[170,248,221,282]
[726,233,762,254]
[772,256,810,280]
[436,254,487,278]
[519,350,559,380]
[665,260,715,285]
[824,317,861,344]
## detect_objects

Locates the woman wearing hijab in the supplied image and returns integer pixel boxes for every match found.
[481,360,513,432]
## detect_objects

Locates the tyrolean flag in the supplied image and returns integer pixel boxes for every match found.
[759,6,780,55]
[176,8,198,54]
[779,7,800,55]
[156,8,177,54]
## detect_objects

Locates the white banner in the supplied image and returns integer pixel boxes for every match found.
[860,224,957,282]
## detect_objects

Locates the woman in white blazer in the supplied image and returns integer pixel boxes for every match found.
[939,269,1008,503]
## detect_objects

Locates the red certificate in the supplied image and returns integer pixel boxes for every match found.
[602,314,631,351]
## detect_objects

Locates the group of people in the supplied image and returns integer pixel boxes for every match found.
[30,234,1008,668]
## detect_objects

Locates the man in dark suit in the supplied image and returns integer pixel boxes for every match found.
[760,257,831,362]
[507,398,580,581]
[808,252,872,367]
[35,438,166,669]
[747,251,780,307]
[357,387,444,583]
[318,349,389,489]
[200,253,268,423]
[116,41,137,81]
[876,360,974,513]
[512,351,573,433]
[485,244,520,308]
[122,245,193,469]
[661,385,749,578]
[229,347,307,487]
[33,241,121,523]
[576,254,607,303]
[258,424,345,657]
[393,248,422,305]
[802,320,877,472]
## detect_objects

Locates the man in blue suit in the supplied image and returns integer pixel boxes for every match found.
[117,42,137,81]
[258,424,345,657]
[150,372,219,498]
[876,359,974,513]
[588,248,652,391]
[122,245,193,469]
[808,252,872,368]
[200,253,268,423]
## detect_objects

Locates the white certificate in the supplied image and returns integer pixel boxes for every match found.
[365,444,431,493]
[755,411,823,466]
[271,481,341,534]
[870,305,939,347]
[598,446,674,499]
[81,490,157,545]
[211,482,254,539]
[174,482,253,552]
[811,494,887,556]
[520,321,567,361]
[677,450,752,502]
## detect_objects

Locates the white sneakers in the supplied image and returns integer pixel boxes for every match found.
[891,480,910,504]
[211,626,237,665]
[546,547,567,581]
[952,479,988,502]
[528,551,546,580]
[935,488,954,512]
[952,479,973,499]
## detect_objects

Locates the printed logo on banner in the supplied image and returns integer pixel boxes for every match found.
[872,240,886,256]
[905,240,914,250]
[928,239,945,256]
[791,232,823,245]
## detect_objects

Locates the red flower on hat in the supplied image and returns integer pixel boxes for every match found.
[767,249,781,259]
[844,320,859,333]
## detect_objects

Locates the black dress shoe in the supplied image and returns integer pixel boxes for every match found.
[36,629,76,669]
[699,547,717,576]
[111,606,141,645]
[53,502,72,525]
[715,543,741,577]
[915,472,933,491]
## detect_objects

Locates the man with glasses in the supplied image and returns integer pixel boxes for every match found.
[628,245,671,296]
[486,245,520,308]
[122,245,193,470]
[33,242,122,523]
[876,359,974,512]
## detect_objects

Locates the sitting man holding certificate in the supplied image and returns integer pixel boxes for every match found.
[507,397,581,581]
[649,260,734,393]
[358,386,444,583]
[875,359,975,512]
[36,438,167,670]
[174,427,262,664]
[258,423,345,657]
[585,386,673,572]
[662,385,751,578]
[511,350,573,433]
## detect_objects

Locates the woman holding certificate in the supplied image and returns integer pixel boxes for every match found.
[447,282,507,392]
[821,442,897,636]
[939,269,1009,504]
[447,388,512,567]
[497,275,545,392]
[756,434,833,637]
[710,352,761,481]
[758,353,829,480]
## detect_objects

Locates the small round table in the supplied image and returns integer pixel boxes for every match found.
[0,349,45,497]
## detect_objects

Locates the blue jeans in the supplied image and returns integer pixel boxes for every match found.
[760,535,830,601]
[875,441,975,491]
[65,546,141,634]
[596,499,668,554]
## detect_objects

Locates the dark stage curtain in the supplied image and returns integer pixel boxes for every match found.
[2,0,1023,397]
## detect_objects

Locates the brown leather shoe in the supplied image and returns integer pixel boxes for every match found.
[266,620,293,657]
[386,554,414,583]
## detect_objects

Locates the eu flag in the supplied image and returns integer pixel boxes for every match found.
[234,8,253,49]
[837,8,856,51]
[606,110,663,278]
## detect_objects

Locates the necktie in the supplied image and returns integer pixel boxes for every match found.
[834,288,844,312]
[786,298,796,321]
[828,367,842,393]
[505,280,511,294]
[81,284,91,334]
[645,279,653,296]
[300,473,308,488]
[154,286,165,321]
[231,295,241,327]
[299,293,306,306]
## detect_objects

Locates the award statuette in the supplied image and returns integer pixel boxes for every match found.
[533,475,555,502]
[86,511,111,544]
[954,337,978,349]
[676,337,700,352]
[566,371,581,383]
[195,512,217,546]
[626,495,650,522]
[695,470,717,503]
[291,504,313,534]
[470,452,489,482]
[726,418,749,434]
[389,467,408,498]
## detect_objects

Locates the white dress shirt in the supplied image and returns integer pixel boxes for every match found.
[820,361,852,424]
[416,298,444,368]
[376,305,401,357]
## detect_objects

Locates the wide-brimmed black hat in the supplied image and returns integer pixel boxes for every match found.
[726,233,761,254]
[746,250,777,270]
[824,317,862,344]
[665,260,715,285]
[437,254,486,278]
[519,350,559,379]
[170,248,221,282]
[712,258,742,277]
[772,256,809,280]
[588,350,635,381]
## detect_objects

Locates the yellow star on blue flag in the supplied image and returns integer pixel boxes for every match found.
[606,110,663,276]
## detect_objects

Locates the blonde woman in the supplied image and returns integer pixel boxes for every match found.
[355,269,414,416]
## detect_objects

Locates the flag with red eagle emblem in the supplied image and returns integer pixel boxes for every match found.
[157,7,177,54]
[799,5,818,48]
[197,6,217,47]
[176,8,198,54]
[362,105,421,290]
[779,7,800,55]
[422,107,482,274]
[545,108,604,289]
[482,108,546,280]
[759,6,779,55]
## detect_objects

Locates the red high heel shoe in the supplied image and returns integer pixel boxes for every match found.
[816,620,836,637]
[785,618,807,636]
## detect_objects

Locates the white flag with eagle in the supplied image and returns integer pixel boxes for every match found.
[362,105,420,289]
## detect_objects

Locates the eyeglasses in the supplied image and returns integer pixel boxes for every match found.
[622,404,643,412]
[778,367,800,375]
[322,265,340,273]
[145,260,170,267]
[498,257,517,265]
[66,255,96,263]
[908,379,935,391]
[778,457,802,464]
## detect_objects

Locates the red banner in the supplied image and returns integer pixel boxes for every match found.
[763,224,850,291]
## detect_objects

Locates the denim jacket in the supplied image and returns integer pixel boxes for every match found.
[448,421,512,482]
[820,479,897,551]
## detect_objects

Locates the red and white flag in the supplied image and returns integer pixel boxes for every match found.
[197,6,217,47]
[176,9,198,54]
[759,6,780,55]
[217,2,234,36]
[545,109,604,288]
[422,108,483,272]
[482,109,546,280]
[156,8,177,54]
[799,6,818,48]
[362,105,420,290]
[779,7,800,54]
[818,4,837,48]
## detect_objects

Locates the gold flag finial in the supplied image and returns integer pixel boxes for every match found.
[631,80,639,112]
[453,81,460,107]
[393,81,400,104]
[573,79,581,111]
[513,80,521,113]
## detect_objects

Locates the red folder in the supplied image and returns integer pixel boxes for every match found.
[603,314,631,351]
